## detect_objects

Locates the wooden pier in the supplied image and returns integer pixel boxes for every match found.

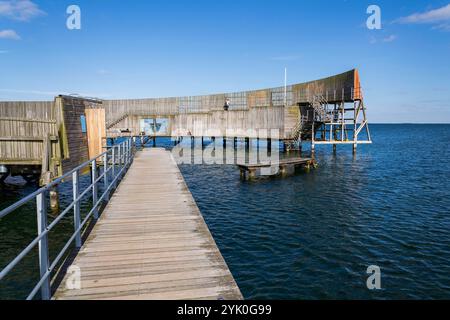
[54,148,242,300]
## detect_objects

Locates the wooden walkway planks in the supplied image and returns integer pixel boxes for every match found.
[54,148,242,300]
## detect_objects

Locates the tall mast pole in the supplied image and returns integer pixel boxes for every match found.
[284,67,287,107]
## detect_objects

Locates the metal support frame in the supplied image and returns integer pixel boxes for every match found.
[308,90,371,151]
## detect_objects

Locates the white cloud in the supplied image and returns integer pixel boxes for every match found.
[397,4,450,24]
[383,35,397,42]
[0,29,20,40]
[0,0,45,21]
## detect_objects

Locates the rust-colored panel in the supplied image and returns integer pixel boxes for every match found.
[353,69,363,100]
[85,108,106,159]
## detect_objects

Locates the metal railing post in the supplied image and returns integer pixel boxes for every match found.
[72,170,81,248]
[111,146,116,186]
[125,140,129,165]
[121,143,124,171]
[103,152,109,201]
[92,159,98,219]
[124,140,127,166]
[127,139,131,165]
[36,192,51,300]
[118,144,122,175]
[121,143,124,167]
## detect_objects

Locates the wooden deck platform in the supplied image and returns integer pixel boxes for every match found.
[54,148,242,300]
[237,157,316,180]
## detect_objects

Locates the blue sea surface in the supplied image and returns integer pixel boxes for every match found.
[1,124,449,299]
[179,124,450,299]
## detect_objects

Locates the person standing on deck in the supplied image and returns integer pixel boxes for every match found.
[224,99,230,111]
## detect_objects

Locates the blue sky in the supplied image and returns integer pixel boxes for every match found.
[0,0,449,123]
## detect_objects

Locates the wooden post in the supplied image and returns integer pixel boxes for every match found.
[280,165,287,177]
[248,169,256,180]
[50,187,59,210]
[240,168,246,180]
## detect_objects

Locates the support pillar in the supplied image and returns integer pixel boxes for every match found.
[50,187,59,210]
[248,169,256,180]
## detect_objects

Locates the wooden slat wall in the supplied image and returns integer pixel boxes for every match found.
[103,70,359,138]
[0,101,56,164]
[172,107,285,138]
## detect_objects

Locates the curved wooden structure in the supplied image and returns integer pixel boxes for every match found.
[0,69,371,184]
[103,69,366,139]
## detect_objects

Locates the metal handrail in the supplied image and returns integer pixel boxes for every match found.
[0,138,134,300]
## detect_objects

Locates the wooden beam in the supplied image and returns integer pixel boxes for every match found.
[0,117,57,124]
[0,136,58,142]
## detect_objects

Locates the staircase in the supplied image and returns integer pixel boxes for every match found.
[107,113,129,129]
[291,115,308,143]
[311,94,331,123]
[287,94,331,147]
